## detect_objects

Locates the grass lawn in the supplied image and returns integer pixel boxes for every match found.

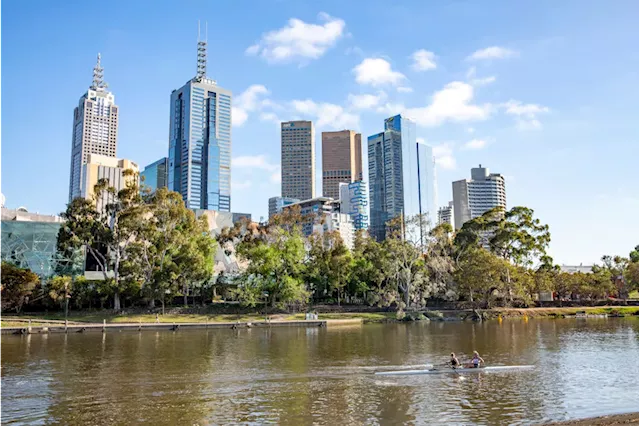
[629,290,639,299]
[286,312,396,322]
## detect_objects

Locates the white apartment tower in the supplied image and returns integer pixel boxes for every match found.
[452,164,506,229]
[437,201,454,228]
[68,54,119,202]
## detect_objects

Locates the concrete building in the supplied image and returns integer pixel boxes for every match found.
[437,201,454,227]
[268,196,300,218]
[368,114,437,242]
[452,164,506,229]
[81,154,139,211]
[339,181,369,230]
[168,34,232,211]
[68,54,119,202]
[322,130,362,199]
[141,157,168,194]
[283,197,354,249]
[281,121,315,200]
[1,208,75,279]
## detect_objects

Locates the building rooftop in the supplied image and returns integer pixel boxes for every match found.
[1,208,64,223]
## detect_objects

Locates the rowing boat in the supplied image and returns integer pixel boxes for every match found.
[375,365,534,376]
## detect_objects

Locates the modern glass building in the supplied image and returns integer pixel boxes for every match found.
[367,114,437,242]
[141,157,168,194]
[168,38,232,211]
[1,209,81,278]
[268,196,300,218]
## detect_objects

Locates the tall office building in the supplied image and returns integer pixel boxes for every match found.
[68,54,119,202]
[367,114,437,242]
[168,28,232,211]
[339,181,369,230]
[322,130,362,199]
[81,154,139,212]
[281,121,315,200]
[141,157,168,194]
[452,164,506,229]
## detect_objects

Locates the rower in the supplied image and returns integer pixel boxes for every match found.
[469,351,485,368]
[450,352,461,369]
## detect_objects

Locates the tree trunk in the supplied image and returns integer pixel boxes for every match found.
[161,298,165,315]
[148,298,155,309]
[113,292,121,311]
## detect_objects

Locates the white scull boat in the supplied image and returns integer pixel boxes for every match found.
[375,365,534,376]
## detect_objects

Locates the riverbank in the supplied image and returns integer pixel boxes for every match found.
[543,412,639,425]
[2,306,637,328]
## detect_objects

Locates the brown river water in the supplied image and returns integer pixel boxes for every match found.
[1,318,638,425]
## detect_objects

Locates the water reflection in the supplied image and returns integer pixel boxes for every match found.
[1,318,638,425]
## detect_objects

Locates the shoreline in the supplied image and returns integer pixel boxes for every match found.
[543,412,639,425]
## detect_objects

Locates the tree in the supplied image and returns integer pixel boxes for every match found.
[235,226,308,308]
[58,170,146,310]
[306,231,352,305]
[454,248,512,307]
[1,262,39,313]
[384,214,430,310]
[349,231,391,305]
[425,223,456,300]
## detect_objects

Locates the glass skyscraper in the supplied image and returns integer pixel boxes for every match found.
[367,114,437,242]
[168,37,232,211]
[141,157,168,194]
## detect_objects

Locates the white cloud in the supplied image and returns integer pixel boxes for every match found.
[404,81,492,127]
[290,99,359,129]
[411,49,437,71]
[468,46,518,61]
[433,143,456,169]
[416,137,426,144]
[353,58,406,86]
[502,100,550,130]
[348,91,387,109]
[259,112,280,123]
[232,107,249,126]
[246,12,346,64]
[375,102,406,116]
[232,155,280,172]
[466,66,496,86]
[397,86,413,93]
[462,139,487,150]
[233,85,270,126]
[467,127,475,134]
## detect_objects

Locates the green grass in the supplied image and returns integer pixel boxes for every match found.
[1,321,51,328]
[2,313,273,325]
[629,290,639,299]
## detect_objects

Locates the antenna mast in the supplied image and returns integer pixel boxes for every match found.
[196,21,207,81]
[91,53,107,90]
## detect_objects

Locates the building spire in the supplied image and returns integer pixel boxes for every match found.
[91,53,108,90]
[196,21,208,81]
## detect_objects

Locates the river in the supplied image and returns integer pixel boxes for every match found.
[1,318,638,425]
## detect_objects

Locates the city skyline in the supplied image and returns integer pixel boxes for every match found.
[2,1,638,264]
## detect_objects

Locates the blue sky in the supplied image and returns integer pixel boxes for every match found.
[2,0,638,265]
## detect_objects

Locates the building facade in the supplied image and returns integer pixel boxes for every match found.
[452,164,506,229]
[141,157,168,194]
[168,37,232,211]
[281,121,315,200]
[1,208,80,278]
[367,114,437,242]
[322,130,362,199]
[282,197,354,249]
[68,54,119,202]
[339,181,369,230]
[81,154,139,211]
[437,201,454,228]
[268,196,300,218]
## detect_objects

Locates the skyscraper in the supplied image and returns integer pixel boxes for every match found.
[367,114,437,242]
[321,130,362,199]
[141,157,168,194]
[168,26,232,211]
[268,196,300,218]
[437,201,454,228]
[68,54,119,202]
[81,154,139,212]
[281,121,315,200]
[452,164,506,229]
